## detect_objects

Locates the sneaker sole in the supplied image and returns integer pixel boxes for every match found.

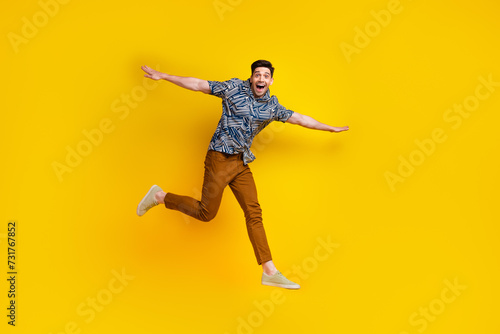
[136,185,161,216]
[261,281,301,290]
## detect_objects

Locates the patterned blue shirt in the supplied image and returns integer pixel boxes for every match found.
[207,78,294,164]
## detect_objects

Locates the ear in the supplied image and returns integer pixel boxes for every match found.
[270,78,274,85]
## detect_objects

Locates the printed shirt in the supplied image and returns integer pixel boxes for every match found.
[207,78,294,164]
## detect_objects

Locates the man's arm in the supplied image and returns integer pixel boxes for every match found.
[141,65,211,94]
[286,112,349,132]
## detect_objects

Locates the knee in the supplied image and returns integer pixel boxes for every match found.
[199,210,217,222]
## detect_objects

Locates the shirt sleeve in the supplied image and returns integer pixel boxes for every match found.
[207,78,240,98]
[273,98,294,123]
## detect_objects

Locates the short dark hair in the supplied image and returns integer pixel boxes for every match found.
[251,60,275,77]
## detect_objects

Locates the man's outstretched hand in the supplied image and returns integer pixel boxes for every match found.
[142,65,164,80]
[140,65,210,93]
[331,126,349,133]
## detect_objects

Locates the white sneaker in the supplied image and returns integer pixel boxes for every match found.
[136,185,163,216]
[261,271,300,290]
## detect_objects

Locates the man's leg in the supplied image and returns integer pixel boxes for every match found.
[157,150,240,221]
[229,164,300,289]
[137,150,242,221]
[228,165,272,265]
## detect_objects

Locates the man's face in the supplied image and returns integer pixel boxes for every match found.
[250,67,273,98]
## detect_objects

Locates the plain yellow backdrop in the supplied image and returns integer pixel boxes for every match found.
[1,0,499,333]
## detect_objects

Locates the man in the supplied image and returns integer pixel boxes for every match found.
[137,60,349,289]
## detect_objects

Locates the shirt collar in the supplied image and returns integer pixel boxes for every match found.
[243,79,271,102]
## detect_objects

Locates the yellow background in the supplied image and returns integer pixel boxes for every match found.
[2,0,499,333]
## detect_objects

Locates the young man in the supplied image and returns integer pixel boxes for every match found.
[137,60,349,289]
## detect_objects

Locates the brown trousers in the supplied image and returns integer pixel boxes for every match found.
[164,150,272,265]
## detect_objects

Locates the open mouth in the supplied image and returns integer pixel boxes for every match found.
[256,84,265,90]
